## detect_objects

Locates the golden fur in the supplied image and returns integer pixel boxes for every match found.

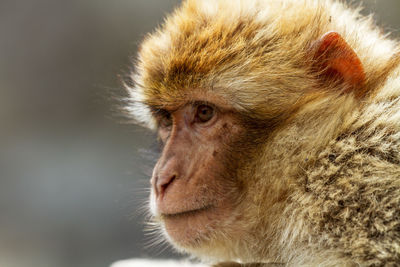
[126,0,400,266]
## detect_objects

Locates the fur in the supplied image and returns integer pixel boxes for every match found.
[126,0,400,266]
[111,259,206,267]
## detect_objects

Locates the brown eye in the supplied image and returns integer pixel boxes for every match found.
[196,104,214,123]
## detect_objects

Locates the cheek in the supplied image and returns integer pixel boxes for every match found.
[149,189,157,216]
[149,161,159,216]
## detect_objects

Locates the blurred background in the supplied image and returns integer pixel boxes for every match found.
[0,1,399,267]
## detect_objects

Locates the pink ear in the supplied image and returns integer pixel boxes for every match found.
[311,32,366,97]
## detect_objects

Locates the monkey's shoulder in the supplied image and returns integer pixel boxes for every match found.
[298,102,400,265]
[307,89,400,187]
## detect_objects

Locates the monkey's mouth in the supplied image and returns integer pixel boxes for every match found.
[159,202,232,247]
[160,205,213,219]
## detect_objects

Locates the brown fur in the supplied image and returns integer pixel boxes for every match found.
[126,0,400,266]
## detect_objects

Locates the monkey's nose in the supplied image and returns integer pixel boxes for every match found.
[156,173,176,197]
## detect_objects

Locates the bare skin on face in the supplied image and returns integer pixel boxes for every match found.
[150,101,243,246]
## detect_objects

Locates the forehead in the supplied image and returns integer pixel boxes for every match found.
[143,87,236,112]
[134,2,275,106]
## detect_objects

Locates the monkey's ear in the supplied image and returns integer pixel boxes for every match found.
[311,31,366,96]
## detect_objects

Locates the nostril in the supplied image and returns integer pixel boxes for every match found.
[156,174,176,197]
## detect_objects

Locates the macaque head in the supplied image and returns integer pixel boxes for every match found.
[125,0,397,262]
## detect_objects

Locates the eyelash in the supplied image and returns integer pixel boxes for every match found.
[156,109,172,128]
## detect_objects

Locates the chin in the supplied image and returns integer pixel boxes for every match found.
[161,206,223,247]
[158,204,249,262]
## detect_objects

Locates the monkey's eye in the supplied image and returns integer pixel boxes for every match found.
[195,104,214,123]
[157,109,172,128]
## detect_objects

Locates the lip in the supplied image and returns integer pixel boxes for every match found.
[160,205,213,219]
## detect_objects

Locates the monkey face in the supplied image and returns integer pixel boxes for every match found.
[149,98,248,250]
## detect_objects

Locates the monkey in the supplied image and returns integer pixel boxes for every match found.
[124,0,400,266]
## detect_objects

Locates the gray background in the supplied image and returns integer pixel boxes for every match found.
[0,1,399,267]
